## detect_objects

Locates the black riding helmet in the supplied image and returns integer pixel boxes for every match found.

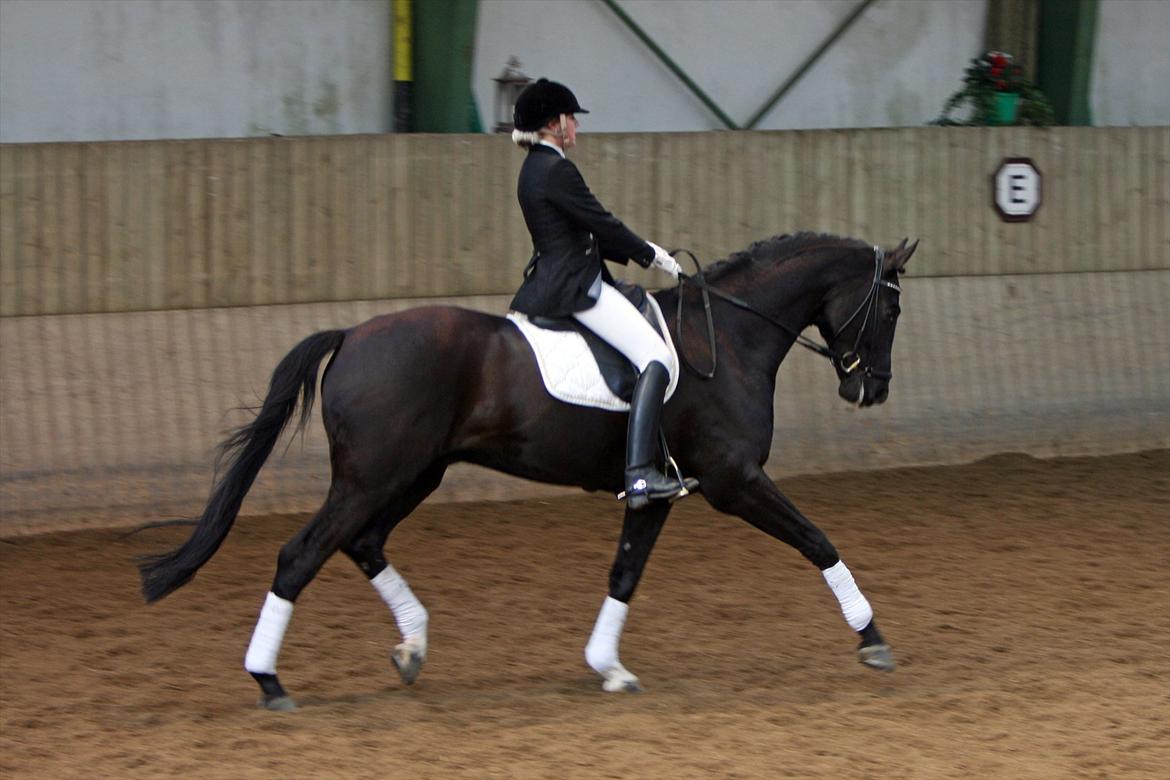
[513,78,589,132]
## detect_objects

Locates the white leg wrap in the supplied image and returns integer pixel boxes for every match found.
[371,565,428,656]
[244,592,294,675]
[585,596,628,674]
[822,560,874,632]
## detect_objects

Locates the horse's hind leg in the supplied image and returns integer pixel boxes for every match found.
[243,489,384,711]
[342,464,447,687]
[585,501,671,693]
[704,464,894,672]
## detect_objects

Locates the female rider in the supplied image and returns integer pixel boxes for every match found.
[508,78,688,508]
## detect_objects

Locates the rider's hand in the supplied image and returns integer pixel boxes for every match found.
[648,242,682,280]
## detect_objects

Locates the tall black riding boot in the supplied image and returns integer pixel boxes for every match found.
[624,361,688,509]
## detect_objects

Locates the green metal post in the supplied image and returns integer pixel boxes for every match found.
[1037,0,1097,126]
[414,0,480,132]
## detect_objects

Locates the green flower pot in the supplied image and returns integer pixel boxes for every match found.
[989,91,1020,125]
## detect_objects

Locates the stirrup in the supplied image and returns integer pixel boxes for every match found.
[617,457,698,508]
[660,455,699,502]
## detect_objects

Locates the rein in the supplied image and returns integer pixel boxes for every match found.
[670,246,898,381]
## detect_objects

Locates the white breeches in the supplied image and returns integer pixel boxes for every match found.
[573,282,672,376]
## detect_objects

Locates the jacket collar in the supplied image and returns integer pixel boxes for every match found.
[534,140,566,158]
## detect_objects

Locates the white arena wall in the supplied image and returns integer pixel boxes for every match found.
[1,127,1167,536]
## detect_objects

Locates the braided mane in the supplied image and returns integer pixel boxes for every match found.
[701,232,869,283]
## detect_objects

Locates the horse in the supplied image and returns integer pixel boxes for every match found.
[139,231,917,710]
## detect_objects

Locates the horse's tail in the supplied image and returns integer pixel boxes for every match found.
[138,329,346,603]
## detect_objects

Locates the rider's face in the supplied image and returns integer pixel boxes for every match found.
[544,114,579,149]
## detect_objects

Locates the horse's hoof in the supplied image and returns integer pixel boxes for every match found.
[600,664,643,693]
[602,677,643,693]
[259,694,297,712]
[858,643,896,672]
[392,644,424,685]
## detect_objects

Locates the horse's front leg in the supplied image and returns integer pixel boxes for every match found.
[585,501,671,692]
[704,464,895,671]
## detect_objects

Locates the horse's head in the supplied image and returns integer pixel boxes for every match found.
[814,238,917,408]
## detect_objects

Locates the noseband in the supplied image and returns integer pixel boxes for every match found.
[830,247,901,381]
[672,246,899,381]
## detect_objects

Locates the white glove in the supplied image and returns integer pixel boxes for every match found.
[647,242,682,280]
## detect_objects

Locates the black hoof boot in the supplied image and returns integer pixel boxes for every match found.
[251,672,297,711]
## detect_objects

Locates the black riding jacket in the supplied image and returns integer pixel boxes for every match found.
[509,143,654,317]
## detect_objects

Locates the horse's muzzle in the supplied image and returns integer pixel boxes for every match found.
[839,375,889,407]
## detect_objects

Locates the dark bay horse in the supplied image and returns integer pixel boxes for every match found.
[140,231,917,709]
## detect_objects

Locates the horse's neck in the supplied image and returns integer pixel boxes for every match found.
[718,251,849,375]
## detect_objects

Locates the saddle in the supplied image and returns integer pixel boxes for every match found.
[527,281,660,402]
[507,282,679,412]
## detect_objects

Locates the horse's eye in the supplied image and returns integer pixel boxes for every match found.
[886,306,900,322]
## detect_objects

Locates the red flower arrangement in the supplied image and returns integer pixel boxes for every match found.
[933,50,1054,126]
[983,51,1025,93]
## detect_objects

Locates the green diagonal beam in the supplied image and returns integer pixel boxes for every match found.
[600,0,739,129]
[745,0,876,129]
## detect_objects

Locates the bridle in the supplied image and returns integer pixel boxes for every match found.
[671,246,901,381]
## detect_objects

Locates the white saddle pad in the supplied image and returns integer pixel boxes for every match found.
[507,295,679,412]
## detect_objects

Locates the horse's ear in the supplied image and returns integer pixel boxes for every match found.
[885,238,918,274]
